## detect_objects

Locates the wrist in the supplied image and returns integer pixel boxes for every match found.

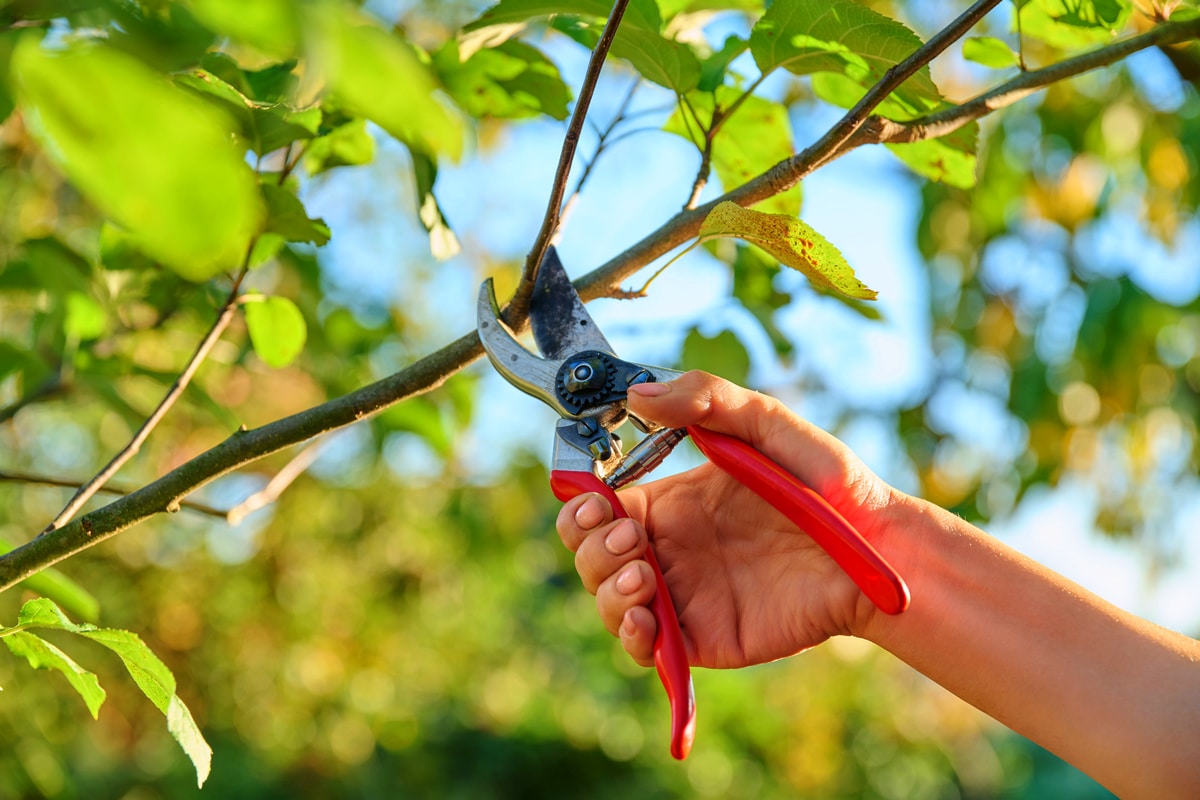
[846,489,948,643]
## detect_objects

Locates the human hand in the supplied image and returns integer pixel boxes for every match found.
[556,371,912,669]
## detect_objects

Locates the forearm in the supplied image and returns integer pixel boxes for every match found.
[859,495,1200,799]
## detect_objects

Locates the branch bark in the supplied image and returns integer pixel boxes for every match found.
[2,13,1198,592]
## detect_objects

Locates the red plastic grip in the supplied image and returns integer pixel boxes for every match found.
[687,426,910,615]
[550,470,697,760]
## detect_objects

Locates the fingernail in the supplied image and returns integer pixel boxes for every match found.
[620,611,637,638]
[605,520,638,556]
[616,564,643,595]
[574,496,605,529]
[629,382,671,398]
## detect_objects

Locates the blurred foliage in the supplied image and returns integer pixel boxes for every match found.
[0,0,1195,796]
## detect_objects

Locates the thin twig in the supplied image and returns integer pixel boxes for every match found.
[556,77,642,240]
[3,15,1198,592]
[0,471,227,519]
[508,0,631,324]
[224,439,326,526]
[41,264,251,534]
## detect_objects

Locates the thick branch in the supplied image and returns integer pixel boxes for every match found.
[859,16,1200,147]
[4,14,1197,592]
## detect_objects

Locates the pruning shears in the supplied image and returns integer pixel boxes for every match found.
[476,247,910,760]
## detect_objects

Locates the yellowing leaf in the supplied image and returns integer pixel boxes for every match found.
[699,201,876,300]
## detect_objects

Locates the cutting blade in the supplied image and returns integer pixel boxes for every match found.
[530,246,616,360]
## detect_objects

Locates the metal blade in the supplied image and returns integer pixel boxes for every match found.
[530,246,615,359]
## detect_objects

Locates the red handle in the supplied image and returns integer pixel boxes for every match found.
[687,427,910,615]
[550,470,696,760]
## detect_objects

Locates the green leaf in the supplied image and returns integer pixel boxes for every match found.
[13,41,264,282]
[168,694,213,789]
[78,628,175,713]
[665,87,800,215]
[411,151,461,261]
[1017,0,1132,50]
[242,59,300,103]
[304,117,376,176]
[610,26,701,93]
[2,631,107,718]
[11,599,213,787]
[77,626,211,787]
[244,295,308,368]
[378,396,452,456]
[0,28,20,124]
[699,201,876,300]
[434,39,570,120]
[698,34,748,92]
[679,328,750,386]
[260,184,331,246]
[64,292,108,341]
[962,36,1020,69]
[461,0,699,93]
[749,0,942,116]
[174,67,317,156]
[811,71,978,188]
[728,243,794,357]
[185,0,301,58]
[885,125,979,189]
[462,0,660,33]
[0,536,100,622]
[311,4,463,161]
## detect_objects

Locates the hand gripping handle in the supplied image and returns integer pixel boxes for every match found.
[687,427,910,615]
[550,470,697,761]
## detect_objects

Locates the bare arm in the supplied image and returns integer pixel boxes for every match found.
[860,495,1200,799]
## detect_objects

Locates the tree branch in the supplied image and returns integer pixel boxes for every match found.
[41,266,250,534]
[510,0,630,324]
[4,11,1197,593]
[857,15,1200,147]
[224,440,326,526]
[0,470,227,519]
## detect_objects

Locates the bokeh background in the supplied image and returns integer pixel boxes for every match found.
[2,0,1198,797]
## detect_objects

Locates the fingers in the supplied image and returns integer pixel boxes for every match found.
[628,370,861,495]
[556,493,658,665]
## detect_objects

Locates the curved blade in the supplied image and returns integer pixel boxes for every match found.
[530,247,615,359]
[476,278,565,415]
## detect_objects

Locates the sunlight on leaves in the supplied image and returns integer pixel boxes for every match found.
[245,295,308,368]
[2,632,107,718]
[13,40,264,281]
[1018,0,1132,51]
[6,599,212,786]
[699,201,876,300]
[665,88,800,215]
[749,0,942,114]
[962,36,1020,69]
[310,3,464,161]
